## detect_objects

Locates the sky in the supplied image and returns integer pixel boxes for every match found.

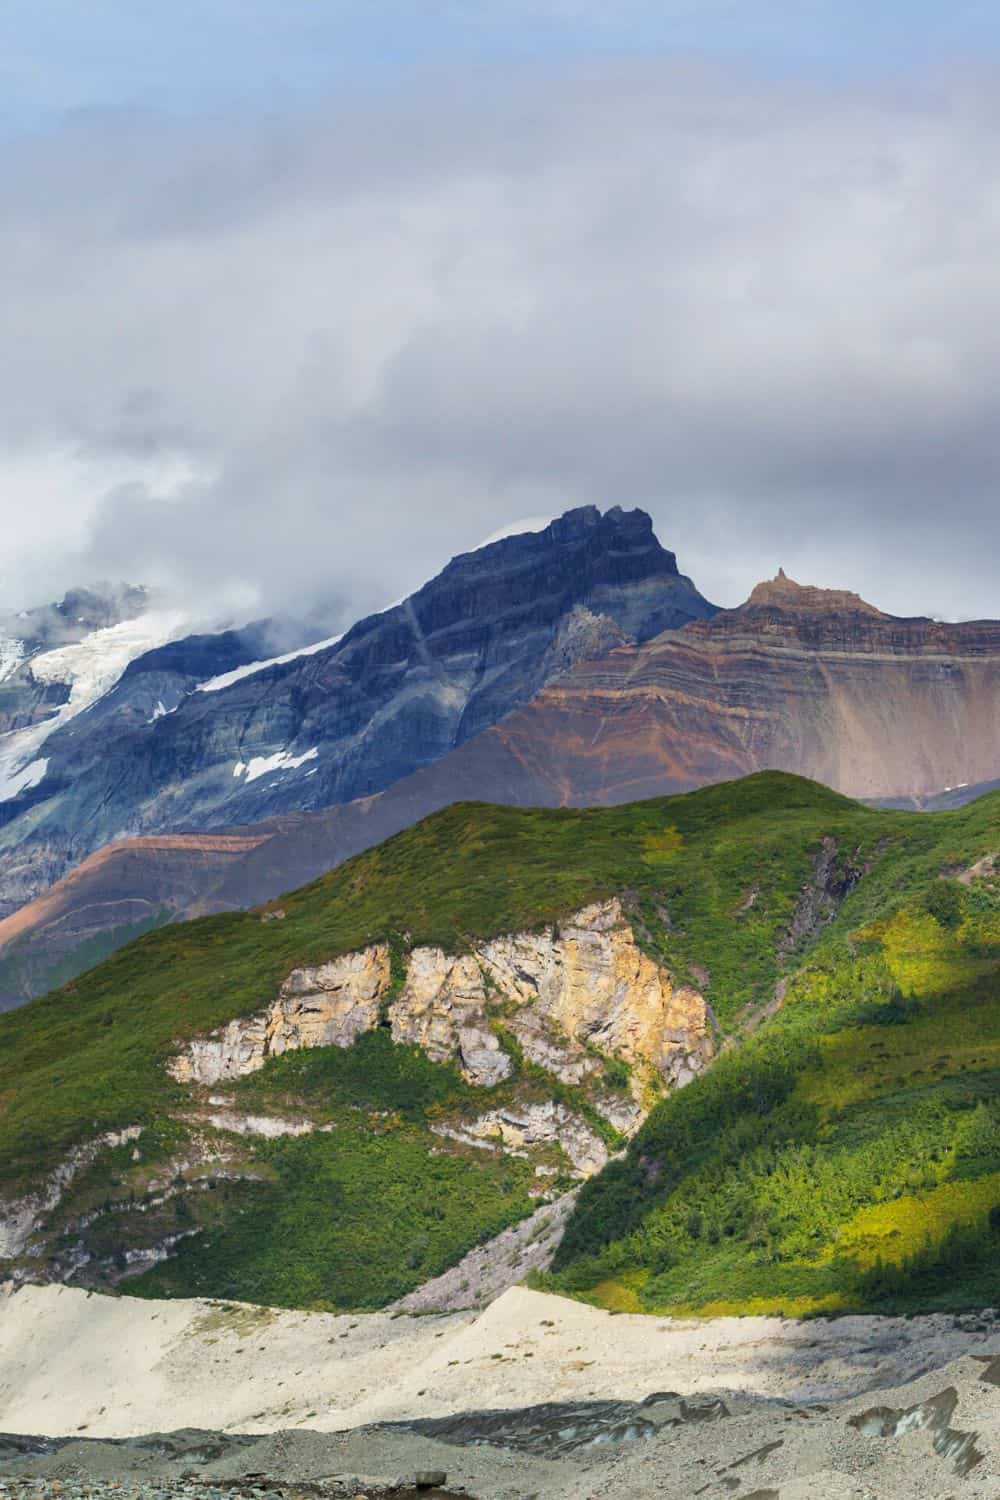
[3,4,1000,623]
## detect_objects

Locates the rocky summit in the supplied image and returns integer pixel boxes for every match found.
[0,508,717,1007]
[0,507,714,930]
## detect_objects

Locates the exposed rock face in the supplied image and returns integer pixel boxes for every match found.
[433,1102,609,1177]
[0,1127,142,1260]
[168,900,713,1104]
[0,506,715,926]
[391,1191,578,1312]
[780,836,870,958]
[168,946,392,1084]
[480,899,714,1096]
[205,1112,319,1139]
[411,571,1000,807]
[389,950,513,1088]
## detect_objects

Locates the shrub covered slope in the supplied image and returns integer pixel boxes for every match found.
[548,799,1000,1314]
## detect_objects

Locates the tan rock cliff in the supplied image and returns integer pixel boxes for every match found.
[168,945,391,1084]
[168,900,713,1105]
[479,899,713,1098]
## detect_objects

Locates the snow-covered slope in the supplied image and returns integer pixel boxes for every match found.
[0,606,193,804]
[197,632,345,694]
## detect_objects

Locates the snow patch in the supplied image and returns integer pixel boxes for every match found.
[0,757,49,803]
[233,747,319,785]
[198,633,344,694]
[0,609,192,805]
[30,610,191,715]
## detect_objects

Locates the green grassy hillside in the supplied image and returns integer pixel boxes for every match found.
[2,770,999,1313]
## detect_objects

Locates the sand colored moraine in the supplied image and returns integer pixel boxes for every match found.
[3,1283,1000,1497]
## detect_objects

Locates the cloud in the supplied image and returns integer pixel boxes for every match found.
[2,61,1000,621]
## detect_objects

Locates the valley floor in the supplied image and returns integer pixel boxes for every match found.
[2,1282,999,1497]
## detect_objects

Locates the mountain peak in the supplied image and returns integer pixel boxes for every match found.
[745,570,885,616]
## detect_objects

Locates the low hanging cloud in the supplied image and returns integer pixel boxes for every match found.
[3,61,1000,623]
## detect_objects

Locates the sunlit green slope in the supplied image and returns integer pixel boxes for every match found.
[548,798,1000,1314]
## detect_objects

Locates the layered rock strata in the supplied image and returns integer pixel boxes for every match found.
[0,1128,142,1260]
[427,570,1000,806]
[432,1102,609,1177]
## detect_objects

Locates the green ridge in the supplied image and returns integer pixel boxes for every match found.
[2,770,999,1314]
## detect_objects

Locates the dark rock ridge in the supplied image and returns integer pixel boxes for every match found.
[0,507,715,921]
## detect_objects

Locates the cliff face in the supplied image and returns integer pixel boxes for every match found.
[167,898,713,1105]
[167,945,393,1086]
[433,574,1000,806]
[2,898,712,1277]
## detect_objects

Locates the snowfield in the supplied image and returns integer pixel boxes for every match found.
[198,633,344,694]
[0,609,192,803]
[232,746,319,783]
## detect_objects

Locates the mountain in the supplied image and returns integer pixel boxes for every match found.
[8,563,1000,1009]
[2,772,998,1317]
[870,777,1000,812]
[0,585,149,735]
[0,584,303,806]
[441,569,1000,807]
[0,506,714,924]
[0,583,160,768]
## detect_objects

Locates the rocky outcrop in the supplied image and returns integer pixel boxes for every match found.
[480,899,713,1096]
[780,837,870,958]
[205,1112,319,1139]
[168,946,391,1084]
[389,950,513,1087]
[391,1192,578,1313]
[168,900,713,1104]
[0,1127,142,1260]
[954,852,997,886]
[433,1102,609,1177]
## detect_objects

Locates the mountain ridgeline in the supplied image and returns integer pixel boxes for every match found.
[0,506,714,929]
[1,772,999,1317]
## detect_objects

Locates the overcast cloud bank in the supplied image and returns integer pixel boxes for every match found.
[2,62,1000,621]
